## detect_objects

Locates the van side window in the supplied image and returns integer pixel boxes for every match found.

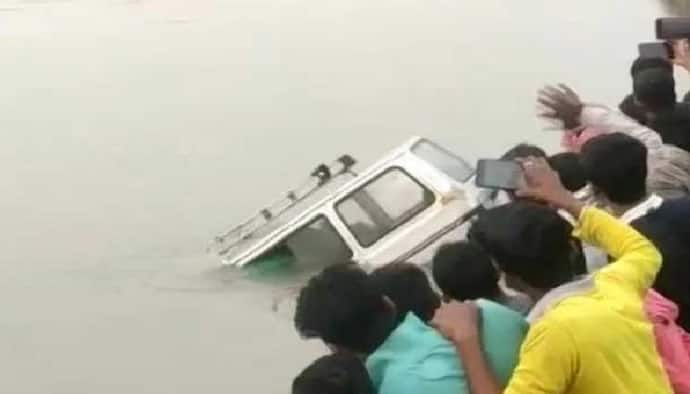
[336,168,435,247]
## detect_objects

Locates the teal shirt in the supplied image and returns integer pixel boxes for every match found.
[366,299,527,394]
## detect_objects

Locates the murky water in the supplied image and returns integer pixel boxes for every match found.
[0,0,686,392]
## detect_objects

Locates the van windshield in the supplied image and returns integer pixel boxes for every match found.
[411,140,474,183]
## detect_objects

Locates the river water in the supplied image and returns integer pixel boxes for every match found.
[0,1,686,393]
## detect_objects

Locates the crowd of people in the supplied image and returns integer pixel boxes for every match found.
[288,40,690,394]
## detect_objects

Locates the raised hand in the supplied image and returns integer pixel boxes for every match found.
[432,301,481,343]
[537,84,584,130]
[516,157,584,217]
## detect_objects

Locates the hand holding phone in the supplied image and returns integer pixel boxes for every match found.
[475,159,524,190]
[515,157,584,217]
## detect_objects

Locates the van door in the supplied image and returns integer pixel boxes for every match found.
[334,165,473,268]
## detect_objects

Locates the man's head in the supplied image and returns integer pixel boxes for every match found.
[432,241,500,302]
[579,133,648,206]
[292,353,374,394]
[369,262,440,323]
[547,152,588,192]
[630,56,673,77]
[294,263,396,354]
[468,201,578,294]
[633,68,677,112]
[501,143,547,161]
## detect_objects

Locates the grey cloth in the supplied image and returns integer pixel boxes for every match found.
[648,144,690,199]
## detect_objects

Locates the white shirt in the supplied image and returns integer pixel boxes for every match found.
[584,194,663,272]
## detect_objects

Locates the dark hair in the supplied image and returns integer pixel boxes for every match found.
[579,133,648,204]
[432,241,500,302]
[647,103,690,153]
[634,68,676,111]
[369,262,440,323]
[547,152,588,192]
[500,143,547,161]
[619,94,647,125]
[469,201,576,290]
[294,263,395,354]
[630,57,673,77]
[293,353,375,394]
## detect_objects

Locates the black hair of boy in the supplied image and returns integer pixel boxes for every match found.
[469,201,577,292]
[294,263,397,354]
[500,143,547,161]
[547,152,588,192]
[369,262,440,323]
[633,68,677,112]
[432,241,500,302]
[619,94,647,125]
[629,56,673,77]
[579,133,648,205]
[293,353,375,394]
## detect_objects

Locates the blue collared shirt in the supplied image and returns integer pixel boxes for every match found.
[366,299,527,394]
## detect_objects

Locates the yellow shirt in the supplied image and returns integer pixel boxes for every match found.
[505,207,672,394]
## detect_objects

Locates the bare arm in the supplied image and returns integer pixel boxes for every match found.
[434,303,575,394]
[454,337,502,394]
[432,302,502,394]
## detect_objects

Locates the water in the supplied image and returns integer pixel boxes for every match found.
[0,0,684,392]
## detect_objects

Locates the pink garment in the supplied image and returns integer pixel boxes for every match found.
[645,289,690,394]
[560,126,605,153]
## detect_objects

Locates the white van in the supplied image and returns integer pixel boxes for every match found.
[208,137,481,276]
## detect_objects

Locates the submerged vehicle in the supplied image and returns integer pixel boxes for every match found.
[208,137,482,278]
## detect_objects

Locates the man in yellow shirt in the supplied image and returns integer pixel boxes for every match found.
[433,157,673,394]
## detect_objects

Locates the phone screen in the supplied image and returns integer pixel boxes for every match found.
[638,42,671,59]
[656,17,690,40]
[475,159,523,190]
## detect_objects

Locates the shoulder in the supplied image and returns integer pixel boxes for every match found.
[477,299,528,327]
[476,300,529,348]
[522,316,577,353]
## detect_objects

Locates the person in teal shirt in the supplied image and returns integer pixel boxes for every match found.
[294,263,527,394]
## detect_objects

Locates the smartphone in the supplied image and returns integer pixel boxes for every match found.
[638,42,672,59]
[656,17,690,40]
[475,159,523,190]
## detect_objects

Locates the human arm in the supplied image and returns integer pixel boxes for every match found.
[574,207,662,295]
[516,156,662,294]
[538,85,663,160]
[432,301,502,394]
[433,302,577,394]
